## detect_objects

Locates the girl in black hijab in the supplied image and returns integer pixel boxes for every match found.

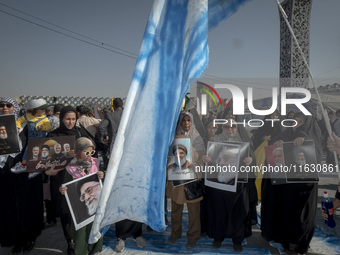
[45,106,88,254]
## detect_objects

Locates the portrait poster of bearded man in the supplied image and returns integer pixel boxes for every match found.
[0,115,20,155]
[63,172,102,230]
[264,144,287,185]
[167,136,194,185]
[26,135,75,172]
[283,140,319,183]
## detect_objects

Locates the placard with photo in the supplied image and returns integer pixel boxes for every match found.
[204,141,241,192]
[26,136,75,172]
[63,172,103,230]
[0,115,20,155]
[264,144,287,185]
[167,136,194,182]
[283,140,319,183]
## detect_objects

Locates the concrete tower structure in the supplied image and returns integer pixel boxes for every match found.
[279,0,313,88]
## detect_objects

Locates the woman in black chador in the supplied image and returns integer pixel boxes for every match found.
[0,97,44,254]
[261,112,321,254]
[203,117,257,253]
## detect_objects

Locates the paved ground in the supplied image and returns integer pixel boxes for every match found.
[1,171,340,255]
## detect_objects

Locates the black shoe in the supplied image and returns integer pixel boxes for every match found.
[67,241,75,254]
[23,241,35,254]
[284,248,297,254]
[11,245,23,254]
[233,243,243,252]
[212,240,222,249]
[167,235,178,245]
[186,240,197,249]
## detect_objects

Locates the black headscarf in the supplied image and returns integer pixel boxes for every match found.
[253,110,283,149]
[293,112,307,124]
[215,106,233,135]
[58,106,80,136]
[48,106,87,140]
[219,106,233,119]
[273,112,322,162]
[295,114,322,162]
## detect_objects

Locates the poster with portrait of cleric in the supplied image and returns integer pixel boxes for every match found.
[63,172,103,230]
[0,115,20,155]
[283,140,319,183]
[204,141,242,193]
[229,141,250,183]
[264,144,287,185]
[167,136,196,187]
[26,136,75,173]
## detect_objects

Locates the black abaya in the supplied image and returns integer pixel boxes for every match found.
[261,115,319,254]
[0,128,44,248]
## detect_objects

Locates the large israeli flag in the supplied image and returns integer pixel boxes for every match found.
[89,0,250,243]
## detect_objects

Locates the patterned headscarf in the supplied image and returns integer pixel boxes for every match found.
[0,97,20,119]
[176,111,205,154]
[176,111,200,142]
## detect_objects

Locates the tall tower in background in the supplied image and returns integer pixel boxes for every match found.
[279,0,313,88]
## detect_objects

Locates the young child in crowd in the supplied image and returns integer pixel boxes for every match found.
[60,137,104,255]
[11,98,51,175]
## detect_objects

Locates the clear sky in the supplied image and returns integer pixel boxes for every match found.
[1,0,339,99]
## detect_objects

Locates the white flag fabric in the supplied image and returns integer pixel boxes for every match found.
[89,0,250,243]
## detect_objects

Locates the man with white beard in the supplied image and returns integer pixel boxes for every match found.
[273,147,284,166]
[167,144,194,181]
[40,145,51,161]
[79,181,101,215]
[30,146,40,161]
[216,148,238,185]
[62,143,73,158]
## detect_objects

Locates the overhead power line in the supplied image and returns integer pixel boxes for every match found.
[0,3,138,57]
[4,2,336,88]
[0,4,138,59]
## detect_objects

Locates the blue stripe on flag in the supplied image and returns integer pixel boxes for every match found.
[89,0,251,244]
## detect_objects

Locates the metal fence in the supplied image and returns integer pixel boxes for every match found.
[16,95,113,110]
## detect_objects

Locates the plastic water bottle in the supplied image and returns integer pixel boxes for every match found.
[322,191,336,228]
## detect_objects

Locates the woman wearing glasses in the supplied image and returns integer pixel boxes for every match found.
[202,118,257,253]
[65,137,103,180]
[45,105,89,254]
[59,137,104,255]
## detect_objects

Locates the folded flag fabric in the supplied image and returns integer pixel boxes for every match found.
[89,0,251,244]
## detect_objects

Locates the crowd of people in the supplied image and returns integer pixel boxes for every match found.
[0,96,340,255]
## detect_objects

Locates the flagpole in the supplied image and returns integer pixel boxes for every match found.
[275,0,339,177]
